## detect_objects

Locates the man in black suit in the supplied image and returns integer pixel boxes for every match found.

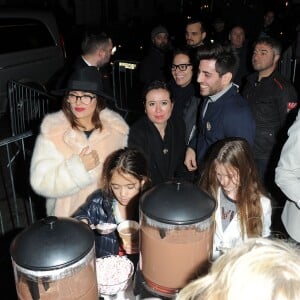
[52,32,114,104]
[75,32,113,69]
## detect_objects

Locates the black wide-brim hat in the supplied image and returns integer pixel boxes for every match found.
[52,66,115,101]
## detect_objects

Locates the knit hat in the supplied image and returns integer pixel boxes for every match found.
[151,26,169,39]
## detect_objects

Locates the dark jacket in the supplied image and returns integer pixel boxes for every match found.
[50,56,87,90]
[169,80,201,144]
[233,45,252,89]
[128,115,190,185]
[73,190,119,258]
[139,46,170,86]
[190,85,256,165]
[242,70,298,160]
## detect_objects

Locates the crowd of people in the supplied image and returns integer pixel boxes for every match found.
[28,9,300,298]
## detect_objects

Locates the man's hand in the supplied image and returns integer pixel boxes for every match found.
[184,147,198,171]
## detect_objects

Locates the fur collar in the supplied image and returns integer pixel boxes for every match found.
[40,109,129,137]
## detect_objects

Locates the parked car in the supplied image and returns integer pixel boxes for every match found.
[0,9,66,117]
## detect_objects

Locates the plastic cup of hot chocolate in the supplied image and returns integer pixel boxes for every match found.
[117,220,139,249]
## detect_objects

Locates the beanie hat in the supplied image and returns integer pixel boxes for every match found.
[151,26,169,39]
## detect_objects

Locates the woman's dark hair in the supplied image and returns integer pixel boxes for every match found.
[142,80,173,104]
[101,147,151,195]
[172,47,196,66]
[62,94,106,130]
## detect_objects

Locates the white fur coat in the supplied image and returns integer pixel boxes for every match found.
[30,109,128,217]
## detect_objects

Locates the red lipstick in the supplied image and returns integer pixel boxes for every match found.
[75,107,85,112]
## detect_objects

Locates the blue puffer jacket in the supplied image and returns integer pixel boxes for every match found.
[73,190,119,258]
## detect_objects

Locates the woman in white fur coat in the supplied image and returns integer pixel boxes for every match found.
[30,66,129,217]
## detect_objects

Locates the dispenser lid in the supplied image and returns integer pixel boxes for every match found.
[140,181,216,225]
[10,216,94,270]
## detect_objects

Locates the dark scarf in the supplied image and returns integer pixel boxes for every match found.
[169,79,196,117]
[146,118,175,184]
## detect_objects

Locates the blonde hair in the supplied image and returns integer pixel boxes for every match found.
[177,238,300,300]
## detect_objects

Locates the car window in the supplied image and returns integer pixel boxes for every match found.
[0,18,55,54]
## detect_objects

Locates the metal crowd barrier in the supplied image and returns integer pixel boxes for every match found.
[8,80,57,136]
[278,45,297,83]
[0,80,54,235]
[112,60,143,120]
[0,131,37,235]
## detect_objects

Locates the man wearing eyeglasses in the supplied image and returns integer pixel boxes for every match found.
[184,43,256,175]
